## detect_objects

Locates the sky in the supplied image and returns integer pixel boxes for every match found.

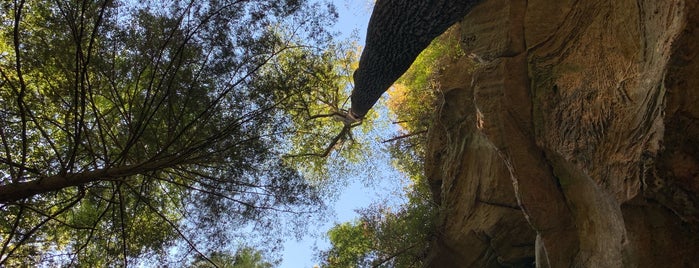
[277,1,409,267]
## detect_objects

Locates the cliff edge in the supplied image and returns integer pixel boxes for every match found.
[424,1,699,267]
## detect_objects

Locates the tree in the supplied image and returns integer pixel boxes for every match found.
[189,247,276,268]
[320,221,373,267]
[316,25,464,268]
[317,189,436,268]
[0,0,347,265]
[251,35,382,185]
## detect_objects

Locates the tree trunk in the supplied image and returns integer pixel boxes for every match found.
[423,0,699,267]
[0,155,187,203]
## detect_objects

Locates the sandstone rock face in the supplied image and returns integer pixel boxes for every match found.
[424,1,699,267]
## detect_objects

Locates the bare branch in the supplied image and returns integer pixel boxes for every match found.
[0,157,40,175]
[286,120,361,158]
[371,243,419,268]
[0,205,24,263]
[382,130,427,143]
[12,0,29,183]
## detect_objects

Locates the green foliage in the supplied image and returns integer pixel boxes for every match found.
[0,0,347,266]
[318,169,437,267]
[389,25,463,137]
[323,221,374,267]
[252,36,381,186]
[318,193,436,268]
[190,247,276,268]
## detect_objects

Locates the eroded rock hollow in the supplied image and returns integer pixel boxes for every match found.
[424,1,699,267]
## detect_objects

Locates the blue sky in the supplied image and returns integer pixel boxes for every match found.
[277,1,410,267]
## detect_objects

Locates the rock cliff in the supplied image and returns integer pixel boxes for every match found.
[423,0,699,267]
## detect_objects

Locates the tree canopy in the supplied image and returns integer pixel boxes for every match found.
[317,188,436,268]
[0,0,361,265]
[189,247,276,268]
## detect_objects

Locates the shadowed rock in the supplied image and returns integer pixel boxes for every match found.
[422,0,699,267]
[353,0,699,267]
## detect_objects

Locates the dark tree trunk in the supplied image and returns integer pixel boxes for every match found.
[350,0,483,118]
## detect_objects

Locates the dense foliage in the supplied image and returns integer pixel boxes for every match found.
[318,187,436,268]
[0,0,356,265]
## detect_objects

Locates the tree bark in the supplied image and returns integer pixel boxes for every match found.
[350,0,483,118]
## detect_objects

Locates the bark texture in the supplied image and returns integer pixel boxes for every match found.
[423,0,699,267]
[350,0,482,118]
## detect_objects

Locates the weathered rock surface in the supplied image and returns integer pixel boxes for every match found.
[424,0,699,267]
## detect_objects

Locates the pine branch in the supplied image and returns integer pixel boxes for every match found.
[124,181,220,268]
[0,154,190,203]
[0,191,83,265]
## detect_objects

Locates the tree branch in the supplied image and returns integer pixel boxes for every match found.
[12,0,28,183]
[0,157,41,175]
[371,243,419,268]
[0,154,190,203]
[0,205,24,263]
[18,202,94,230]
[123,181,220,268]
[0,190,83,265]
[70,188,115,265]
[307,112,342,120]
[285,122,360,158]
[381,130,427,143]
